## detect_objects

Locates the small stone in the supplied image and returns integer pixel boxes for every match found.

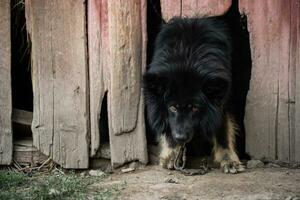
[88,169,106,177]
[121,168,135,173]
[164,178,179,184]
[49,188,60,195]
[247,160,264,169]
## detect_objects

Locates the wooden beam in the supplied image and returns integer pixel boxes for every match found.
[13,138,48,166]
[12,109,33,126]
[161,0,231,21]
[161,0,181,21]
[0,0,12,165]
[25,0,89,168]
[182,0,231,17]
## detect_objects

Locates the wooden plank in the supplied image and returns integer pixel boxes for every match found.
[13,138,48,166]
[292,0,300,162]
[107,0,148,167]
[12,109,33,126]
[88,0,109,157]
[182,0,231,17]
[240,0,294,161]
[0,0,12,165]
[161,0,231,21]
[160,0,181,21]
[25,0,89,168]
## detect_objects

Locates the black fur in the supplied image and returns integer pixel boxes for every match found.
[144,16,233,151]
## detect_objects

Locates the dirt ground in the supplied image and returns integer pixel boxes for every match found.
[91,165,300,200]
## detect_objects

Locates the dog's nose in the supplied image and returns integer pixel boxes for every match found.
[174,134,188,144]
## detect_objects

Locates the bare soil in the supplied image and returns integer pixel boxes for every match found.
[91,165,300,200]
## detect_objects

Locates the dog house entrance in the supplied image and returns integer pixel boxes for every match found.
[146,0,252,160]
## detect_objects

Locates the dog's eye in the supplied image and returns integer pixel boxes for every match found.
[192,106,199,112]
[169,106,177,113]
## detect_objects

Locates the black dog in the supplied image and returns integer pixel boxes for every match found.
[143,16,244,173]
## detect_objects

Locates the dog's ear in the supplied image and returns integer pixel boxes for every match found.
[202,75,231,104]
[143,72,168,96]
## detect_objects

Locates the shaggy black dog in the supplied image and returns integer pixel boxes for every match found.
[143,16,244,173]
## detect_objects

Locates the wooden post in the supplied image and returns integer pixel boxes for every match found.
[0,0,12,165]
[89,0,148,167]
[240,0,300,162]
[25,0,89,168]
[161,0,231,21]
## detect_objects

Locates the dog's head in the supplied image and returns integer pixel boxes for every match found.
[144,67,231,145]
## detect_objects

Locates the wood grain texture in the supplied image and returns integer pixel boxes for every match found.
[109,0,141,135]
[182,0,231,17]
[240,0,300,162]
[161,0,231,21]
[13,139,48,166]
[25,0,89,168]
[88,0,109,157]
[88,0,148,166]
[0,0,12,165]
[161,0,181,21]
[292,0,300,162]
[107,0,148,167]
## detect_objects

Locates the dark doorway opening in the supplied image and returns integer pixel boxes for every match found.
[11,0,33,140]
[227,0,252,159]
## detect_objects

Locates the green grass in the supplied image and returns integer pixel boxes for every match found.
[0,170,27,190]
[0,170,122,200]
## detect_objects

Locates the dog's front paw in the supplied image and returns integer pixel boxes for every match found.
[221,160,245,174]
[160,155,176,170]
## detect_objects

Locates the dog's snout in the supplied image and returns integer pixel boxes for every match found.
[174,133,189,144]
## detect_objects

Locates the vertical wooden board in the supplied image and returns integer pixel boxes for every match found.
[109,0,142,135]
[88,0,109,157]
[160,0,181,21]
[0,0,12,165]
[240,0,292,161]
[108,0,148,167]
[26,0,89,168]
[292,0,300,162]
[182,0,231,17]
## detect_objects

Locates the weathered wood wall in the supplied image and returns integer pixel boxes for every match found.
[0,0,12,165]
[25,0,89,168]
[240,0,300,162]
[161,0,231,21]
[88,0,148,167]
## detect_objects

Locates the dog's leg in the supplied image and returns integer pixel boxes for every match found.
[159,135,180,169]
[213,114,245,174]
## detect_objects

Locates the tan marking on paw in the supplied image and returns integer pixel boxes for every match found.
[213,114,245,174]
[159,135,180,169]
